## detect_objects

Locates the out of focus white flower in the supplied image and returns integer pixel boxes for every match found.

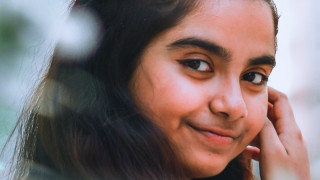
[56,7,101,60]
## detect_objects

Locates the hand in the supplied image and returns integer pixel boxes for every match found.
[243,87,311,180]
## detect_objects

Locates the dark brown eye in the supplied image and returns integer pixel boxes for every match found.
[242,72,268,85]
[185,60,200,69]
[178,59,212,72]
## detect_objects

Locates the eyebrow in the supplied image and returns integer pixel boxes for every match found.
[167,37,276,68]
[247,55,276,68]
[167,37,231,61]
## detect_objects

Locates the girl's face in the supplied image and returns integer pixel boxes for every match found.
[130,0,275,178]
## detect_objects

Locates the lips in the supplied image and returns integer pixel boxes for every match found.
[188,123,239,146]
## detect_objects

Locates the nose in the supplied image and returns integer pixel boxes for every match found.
[209,80,248,121]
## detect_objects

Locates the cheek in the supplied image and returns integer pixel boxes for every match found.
[147,78,205,128]
[132,67,206,129]
[245,93,268,136]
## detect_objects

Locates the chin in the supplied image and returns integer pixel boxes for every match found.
[188,158,230,179]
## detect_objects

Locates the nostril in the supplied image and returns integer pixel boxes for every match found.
[219,112,229,118]
[209,94,247,120]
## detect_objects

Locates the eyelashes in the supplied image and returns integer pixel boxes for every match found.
[177,59,213,72]
[177,59,269,86]
[242,72,269,85]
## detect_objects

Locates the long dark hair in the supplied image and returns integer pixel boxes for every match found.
[6,0,279,179]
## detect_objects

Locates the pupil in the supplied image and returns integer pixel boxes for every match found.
[244,72,255,81]
[188,61,200,69]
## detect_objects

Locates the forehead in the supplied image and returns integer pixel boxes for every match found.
[158,0,275,56]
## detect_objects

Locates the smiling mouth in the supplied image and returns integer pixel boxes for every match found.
[188,123,236,146]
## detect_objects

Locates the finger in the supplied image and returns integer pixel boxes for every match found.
[259,118,310,180]
[268,87,303,153]
[268,87,297,134]
[242,146,260,161]
[267,102,276,124]
[268,87,295,122]
[259,118,287,156]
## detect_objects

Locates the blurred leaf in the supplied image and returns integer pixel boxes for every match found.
[0,5,34,63]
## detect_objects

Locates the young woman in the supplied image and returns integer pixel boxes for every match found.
[7,0,310,179]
